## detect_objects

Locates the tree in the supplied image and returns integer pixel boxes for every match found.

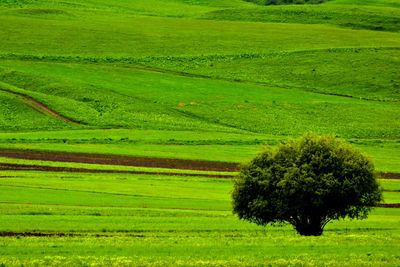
[232,134,382,236]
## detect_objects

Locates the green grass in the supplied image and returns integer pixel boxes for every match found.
[380,179,400,191]
[1,12,400,57]
[0,0,251,18]
[138,47,400,101]
[0,89,67,131]
[0,61,399,138]
[0,0,398,143]
[0,0,399,265]
[203,3,400,32]
[0,231,397,266]
[382,191,400,204]
[328,0,400,9]
[0,170,399,266]
[354,141,400,173]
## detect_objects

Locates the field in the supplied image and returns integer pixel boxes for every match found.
[0,0,399,266]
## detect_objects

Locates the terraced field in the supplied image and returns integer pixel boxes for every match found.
[0,0,399,266]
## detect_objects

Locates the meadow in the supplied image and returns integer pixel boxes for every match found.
[0,0,399,265]
[0,169,399,266]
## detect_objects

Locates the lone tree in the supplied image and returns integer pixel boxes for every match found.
[232,134,382,236]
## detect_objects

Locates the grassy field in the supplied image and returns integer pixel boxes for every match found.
[0,170,399,266]
[0,0,399,265]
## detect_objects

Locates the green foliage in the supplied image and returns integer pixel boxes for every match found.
[233,134,382,236]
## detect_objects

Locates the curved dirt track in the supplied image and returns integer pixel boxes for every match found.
[0,149,239,172]
[0,88,83,125]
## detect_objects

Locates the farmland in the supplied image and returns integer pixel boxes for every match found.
[0,167,399,266]
[0,0,399,266]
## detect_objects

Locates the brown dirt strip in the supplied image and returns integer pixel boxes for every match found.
[0,163,236,178]
[0,231,69,237]
[0,88,83,125]
[0,149,398,176]
[383,189,400,193]
[377,172,400,179]
[377,203,400,208]
[0,149,239,172]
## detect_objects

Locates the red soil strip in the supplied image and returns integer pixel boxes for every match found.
[0,149,239,172]
[0,88,83,125]
[0,162,235,178]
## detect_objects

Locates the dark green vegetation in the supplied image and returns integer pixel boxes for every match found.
[246,0,328,5]
[233,134,382,236]
[0,0,399,265]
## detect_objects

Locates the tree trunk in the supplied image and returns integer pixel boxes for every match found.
[293,219,324,236]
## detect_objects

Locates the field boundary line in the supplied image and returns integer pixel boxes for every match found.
[0,162,235,178]
[0,201,228,212]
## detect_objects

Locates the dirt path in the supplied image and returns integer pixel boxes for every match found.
[0,149,239,172]
[0,163,235,178]
[0,88,83,125]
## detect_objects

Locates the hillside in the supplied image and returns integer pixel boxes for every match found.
[0,0,399,171]
[0,0,399,265]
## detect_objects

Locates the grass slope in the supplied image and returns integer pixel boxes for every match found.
[0,61,399,137]
[204,3,400,32]
[0,0,399,265]
[0,0,397,177]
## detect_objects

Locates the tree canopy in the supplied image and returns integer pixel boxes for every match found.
[232,134,382,236]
